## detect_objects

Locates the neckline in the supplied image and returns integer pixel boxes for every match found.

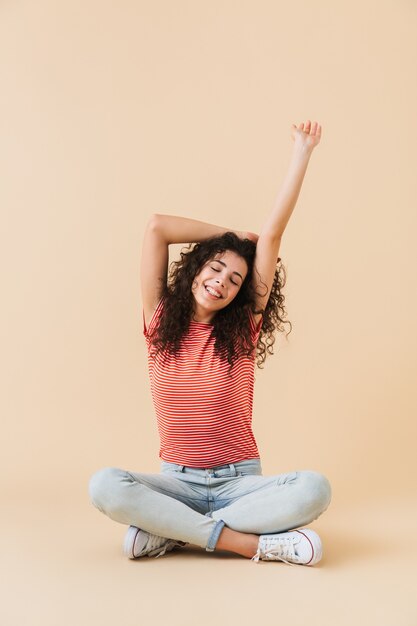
[190,319,213,326]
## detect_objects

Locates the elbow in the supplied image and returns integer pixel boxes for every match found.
[145,214,169,244]
[147,213,163,231]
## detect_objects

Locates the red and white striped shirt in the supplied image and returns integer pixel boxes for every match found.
[143,298,262,468]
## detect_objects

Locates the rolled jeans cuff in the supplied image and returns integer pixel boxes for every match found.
[205,517,225,552]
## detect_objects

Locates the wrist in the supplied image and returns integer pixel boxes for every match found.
[292,142,314,159]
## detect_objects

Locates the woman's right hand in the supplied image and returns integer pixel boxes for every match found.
[238,230,259,244]
[238,230,281,263]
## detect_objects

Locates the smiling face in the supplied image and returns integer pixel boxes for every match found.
[191,250,249,323]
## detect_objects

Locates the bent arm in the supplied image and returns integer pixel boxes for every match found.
[150,213,243,244]
[141,213,250,329]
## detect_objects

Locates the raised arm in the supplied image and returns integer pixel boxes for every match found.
[251,120,322,324]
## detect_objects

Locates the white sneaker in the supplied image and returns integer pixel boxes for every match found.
[251,528,323,566]
[123,526,187,559]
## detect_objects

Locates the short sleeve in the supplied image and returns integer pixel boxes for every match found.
[143,297,165,338]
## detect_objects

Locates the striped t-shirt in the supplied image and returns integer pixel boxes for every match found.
[143,298,262,468]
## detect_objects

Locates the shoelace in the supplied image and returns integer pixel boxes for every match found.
[148,541,175,558]
[144,535,185,559]
[139,532,174,558]
[251,535,301,566]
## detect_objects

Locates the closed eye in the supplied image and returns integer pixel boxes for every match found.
[210,266,239,286]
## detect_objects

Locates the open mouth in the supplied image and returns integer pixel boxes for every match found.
[205,285,222,299]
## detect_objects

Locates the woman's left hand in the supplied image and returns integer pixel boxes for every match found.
[291,120,322,150]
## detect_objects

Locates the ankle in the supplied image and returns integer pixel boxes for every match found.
[215,527,259,558]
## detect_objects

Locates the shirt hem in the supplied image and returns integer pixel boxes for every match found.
[159,454,261,469]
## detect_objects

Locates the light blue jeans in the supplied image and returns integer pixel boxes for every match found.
[89,458,332,552]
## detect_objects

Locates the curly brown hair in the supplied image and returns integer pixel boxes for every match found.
[148,232,292,374]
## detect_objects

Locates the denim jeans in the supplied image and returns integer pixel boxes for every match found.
[89,458,332,552]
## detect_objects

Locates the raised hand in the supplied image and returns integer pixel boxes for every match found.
[291,120,322,150]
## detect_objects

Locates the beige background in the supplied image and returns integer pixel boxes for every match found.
[1,1,416,625]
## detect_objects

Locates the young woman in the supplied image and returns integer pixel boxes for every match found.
[89,120,332,566]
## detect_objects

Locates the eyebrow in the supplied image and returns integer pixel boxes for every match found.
[211,259,244,281]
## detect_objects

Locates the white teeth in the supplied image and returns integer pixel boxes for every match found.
[206,286,221,298]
